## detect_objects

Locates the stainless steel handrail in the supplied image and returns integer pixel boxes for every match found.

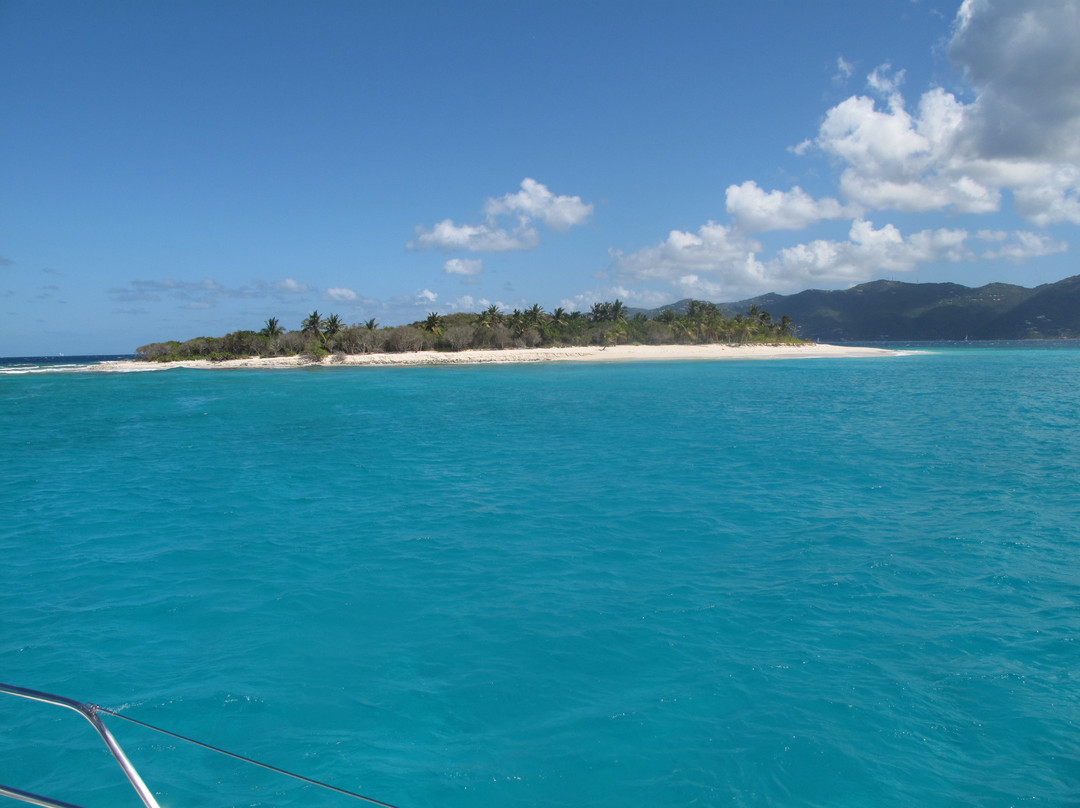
[0,683,162,808]
[0,783,86,808]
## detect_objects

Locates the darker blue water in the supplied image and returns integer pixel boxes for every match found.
[1,349,1078,807]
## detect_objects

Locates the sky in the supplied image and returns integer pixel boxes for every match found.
[2,0,1078,355]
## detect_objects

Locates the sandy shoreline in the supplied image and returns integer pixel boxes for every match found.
[89,343,907,371]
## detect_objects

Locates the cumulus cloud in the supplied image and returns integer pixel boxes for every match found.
[866,63,905,97]
[560,285,673,313]
[979,231,1068,263]
[611,218,985,297]
[484,178,594,231]
[611,222,762,282]
[327,287,358,301]
[773,220,972,285]
[444,258,484,276]
[275,278,310,294]
[446,294,496,312]
[726,181,855,231]
[411,219,539,252]
[1010,165,1080,227]
[609,223,770,299]
[411,178,592,252]
[800,0,1080,225]
[950,0,1080,163]
[809,90,1002,215]
[606,0,1078,303]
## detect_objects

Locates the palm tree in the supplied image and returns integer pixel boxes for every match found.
[527,303,545,326]
[550,307,567,326]
[478,304,502,329]
[424,312,445,336]
[508,309,526,337]
[260,317,283,338]
[610,299,627,323]
[734,316,754,344]
[668,317,692,342]
[323,313,343,339]
[364,318,378,331]
[302,311,323,338]
[701,309,725,343]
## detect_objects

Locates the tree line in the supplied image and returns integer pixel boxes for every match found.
[135,300,800,361]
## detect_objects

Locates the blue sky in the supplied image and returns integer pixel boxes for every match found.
[2,0,1078,355]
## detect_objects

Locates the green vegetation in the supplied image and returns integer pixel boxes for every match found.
[135,300,803,361]
[709,274,1080,341]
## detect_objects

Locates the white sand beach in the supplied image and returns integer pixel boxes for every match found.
[90,343,906,372]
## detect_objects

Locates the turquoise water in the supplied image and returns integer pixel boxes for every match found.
[1,348,1078,807]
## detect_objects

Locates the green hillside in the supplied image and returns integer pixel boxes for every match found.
[639,274,1080,340]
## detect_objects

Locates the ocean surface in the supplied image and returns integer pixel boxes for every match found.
[1,345,1078,807]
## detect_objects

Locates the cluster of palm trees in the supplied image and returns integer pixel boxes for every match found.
[258,312,378,344]
[135,300,800,361]
[408,298,797,350]
[469,303,582,334]
[655,301,794,344]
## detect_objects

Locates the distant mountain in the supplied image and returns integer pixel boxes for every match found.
[632,275,1080,341]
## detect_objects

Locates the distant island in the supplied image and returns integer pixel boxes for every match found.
[679,273,1080,342]
[135,273,1080,363]
[136,300,799,362]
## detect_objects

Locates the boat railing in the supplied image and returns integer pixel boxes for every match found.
[0,682,161,808]
[0,682,400,808]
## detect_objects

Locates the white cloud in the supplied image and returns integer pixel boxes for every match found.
[609,223,771,299]
[771,220,972,286]
[418,289,437,303]
[411,219,539,252]
[866,63,905,97]
[581,1,1078,310]
[412,178,592,253]
[275,278,310,294]
[980,231,1069,263]
[834,55,854,82]
[798,1,1080,225]
[611,222,762,282]
[673,274,730,301]
[560,285,672,312]
[327,287,358,301]
[484,178,594,231]
[1010,165,1080,226]
[725,181,855,232]
[611,219,980,298]
[444,258,484,276]
[810,91,1005,215]
[452,295,474,311]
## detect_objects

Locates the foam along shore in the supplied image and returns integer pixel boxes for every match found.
[90,343,907,371]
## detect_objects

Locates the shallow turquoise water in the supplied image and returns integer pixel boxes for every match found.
[1,350,1078,807]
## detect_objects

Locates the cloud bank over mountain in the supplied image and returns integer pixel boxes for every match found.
[603,0,1078,304]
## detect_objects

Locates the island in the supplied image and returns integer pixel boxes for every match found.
[95,300,902,370]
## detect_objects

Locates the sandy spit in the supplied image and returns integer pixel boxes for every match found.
[88,343,909,372]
